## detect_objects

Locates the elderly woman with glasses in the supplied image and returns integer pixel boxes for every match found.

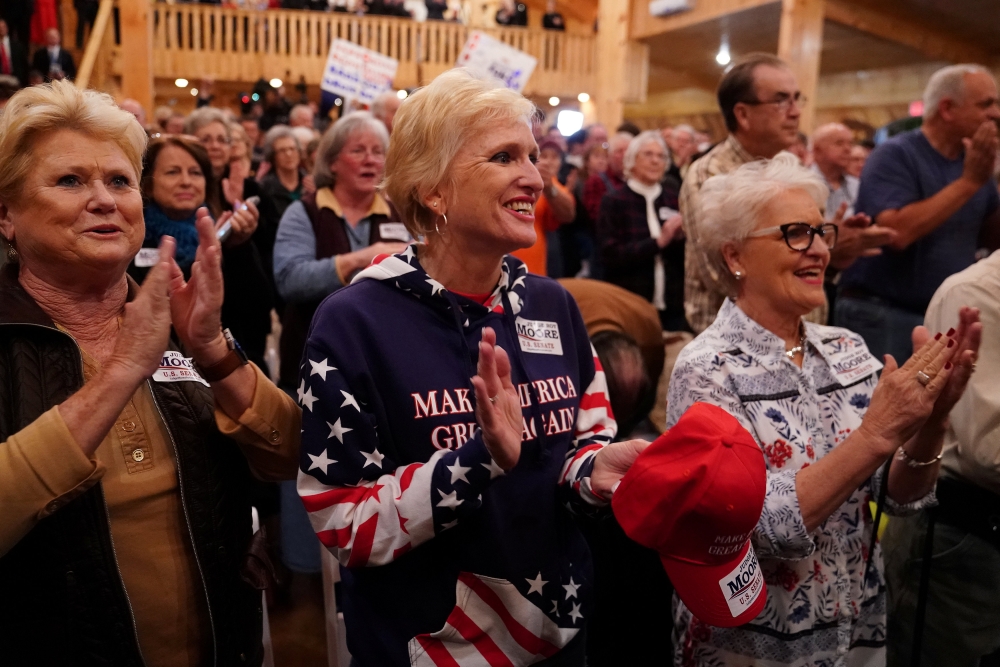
[595,130,686,330]
[666,153,980,666]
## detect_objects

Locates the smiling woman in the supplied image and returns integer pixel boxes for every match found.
[665,153,981,665]
[0,80,301,665]
[294,68,651,666]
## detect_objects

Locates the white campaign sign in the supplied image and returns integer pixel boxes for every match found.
[321,39,399,103]
[456,31,537,93]
[515,317,563,356]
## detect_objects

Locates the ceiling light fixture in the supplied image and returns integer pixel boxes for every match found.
[270,78,283,88]
[577,92,590,103]
[174,78,188,88]
[549,96,560,106]
[397,89,408,100]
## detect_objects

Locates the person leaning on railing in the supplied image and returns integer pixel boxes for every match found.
[0,80,301,667]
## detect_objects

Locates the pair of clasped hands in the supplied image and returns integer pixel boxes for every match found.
[114,208,236,384]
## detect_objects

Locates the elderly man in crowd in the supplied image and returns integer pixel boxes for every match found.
[812,123,860,218]
[680,52,891,334]
[837,64,1000,362]
[667,124,698,180]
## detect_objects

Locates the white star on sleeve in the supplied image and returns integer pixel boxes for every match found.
[550,600,560,616]
[482,459,505,480]
[360,448,384,469]
[562,577,580,600]
[309,358,336,381]
[446,460,471,484]
[441,519,459,530]
[568,602,584,624]
[436,489,463,509]
[300,385,318,412]
[340,391,361,412]
[296,379,307,404]
[327,418,353,443]
[307,449,336,474]
[525,572,547,596]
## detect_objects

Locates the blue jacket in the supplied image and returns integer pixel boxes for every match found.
[296,247,616,666]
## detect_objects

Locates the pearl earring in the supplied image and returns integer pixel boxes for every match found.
[734,271,744,280]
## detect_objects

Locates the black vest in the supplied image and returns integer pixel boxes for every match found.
[0,264,264,666]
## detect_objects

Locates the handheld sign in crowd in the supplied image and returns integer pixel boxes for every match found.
[321,39,399,103]
[456,31,537,93]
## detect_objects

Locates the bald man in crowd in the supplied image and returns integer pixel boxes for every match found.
[119,99,147,128]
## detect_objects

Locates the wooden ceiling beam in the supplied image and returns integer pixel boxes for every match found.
[824,0,992,65]
[631,0,778,42]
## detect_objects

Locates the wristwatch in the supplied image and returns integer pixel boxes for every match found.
[197,328,249,382]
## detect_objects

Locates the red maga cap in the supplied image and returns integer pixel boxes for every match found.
[612,402,768,627]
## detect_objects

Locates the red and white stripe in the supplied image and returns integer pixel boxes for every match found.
[297,449,449,567]
[408,573,578,667]
[558,347,616,506]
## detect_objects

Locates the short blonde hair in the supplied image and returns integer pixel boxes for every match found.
[698,152,828,296]
[384,68,536,237]
[0,80,147,205]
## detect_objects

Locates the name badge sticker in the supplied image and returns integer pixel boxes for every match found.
[379,222,411,242]
[826,338,884,384]
[515,317,563,356]
[659,206,678,221]
[718,546,764,618]
[134,248,159,268]
[153,351,210,386]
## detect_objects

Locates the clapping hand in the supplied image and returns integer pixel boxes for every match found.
[912,306,981,424]
[471,327,523,471]
[828,202,897,270]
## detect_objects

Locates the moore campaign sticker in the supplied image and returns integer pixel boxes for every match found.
[718,546,764,618]
[153,351,209,386]
[515,317,563,356]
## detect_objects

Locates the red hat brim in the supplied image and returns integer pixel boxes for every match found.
[661,541,767,628]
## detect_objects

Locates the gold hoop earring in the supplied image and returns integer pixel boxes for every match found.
[435,213,448,235]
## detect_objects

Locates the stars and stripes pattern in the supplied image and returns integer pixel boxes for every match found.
[559,350,616,507]
[408,573,579,667]
[296,248,617,664]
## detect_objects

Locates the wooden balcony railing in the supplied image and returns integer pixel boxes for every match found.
[149,4,601,99]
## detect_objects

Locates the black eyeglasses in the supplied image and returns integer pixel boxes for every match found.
[741,92,807,112]
[746,222,838,251]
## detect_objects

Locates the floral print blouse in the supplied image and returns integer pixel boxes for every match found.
[666,299,934,667]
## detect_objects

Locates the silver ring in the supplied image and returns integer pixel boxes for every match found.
[916,371,931,386]
[489,395,498,404]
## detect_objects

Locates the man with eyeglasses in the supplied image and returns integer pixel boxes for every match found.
[680,53,820,334]
[837,64,1000,365]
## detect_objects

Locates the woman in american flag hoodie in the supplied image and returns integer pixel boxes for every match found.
[296,68,651,666]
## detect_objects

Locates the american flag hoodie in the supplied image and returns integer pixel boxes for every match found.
[296,246,617,666]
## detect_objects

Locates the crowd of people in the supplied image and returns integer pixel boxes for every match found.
[165,0,569,29]
[0,14,999,664]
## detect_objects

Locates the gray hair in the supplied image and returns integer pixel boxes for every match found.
[313,111,389,190]
[623,130,669,179]
[184,107,231,139]
[923,64,994,121]
[262,124,301,162]
[370,91,400,122]
[673,124,696,139]
[289,104,314,126]
[698,152,829,296]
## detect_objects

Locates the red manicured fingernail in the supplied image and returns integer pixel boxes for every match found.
[947,328,955,336]
[945,362,953,370]
[947,339,955,348]
[934,333,942,340]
